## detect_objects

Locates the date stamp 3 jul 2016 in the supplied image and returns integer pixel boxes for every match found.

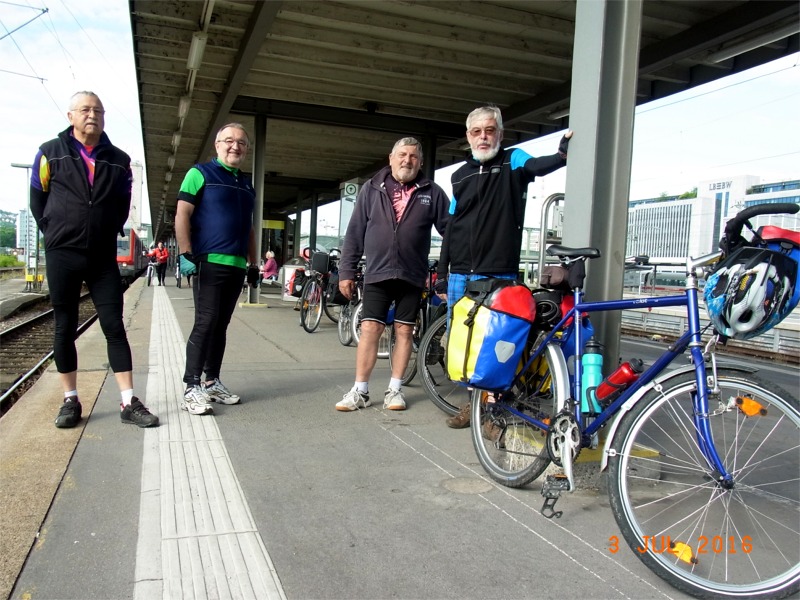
[608,535,753,563]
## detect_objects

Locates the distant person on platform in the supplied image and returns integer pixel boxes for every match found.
[175,122,258,415]
[29,90,159,429]
[336,137,449,412]
[147,241,169,286]
[261,250,278,283]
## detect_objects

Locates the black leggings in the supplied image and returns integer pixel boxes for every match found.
[183,260,243,386]
[156,262,167,284]
[45,248,132,373]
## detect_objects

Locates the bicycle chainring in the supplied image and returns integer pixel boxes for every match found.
[546,412,581,467]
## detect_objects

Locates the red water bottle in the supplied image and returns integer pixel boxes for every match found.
[596,358,644,404]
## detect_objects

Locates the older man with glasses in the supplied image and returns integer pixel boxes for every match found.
[435,105,572,429]
[175,123,258,415]
[29,91,159,429]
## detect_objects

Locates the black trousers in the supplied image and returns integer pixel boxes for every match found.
[45,248,132,373]
[183,261,243,386]
[155,262,167,284]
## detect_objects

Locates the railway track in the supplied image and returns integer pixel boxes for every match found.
[0,294,97,415]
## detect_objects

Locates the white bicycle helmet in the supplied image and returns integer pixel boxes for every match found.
[705,246,798,340]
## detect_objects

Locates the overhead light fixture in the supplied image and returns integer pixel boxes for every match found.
[167,155,175,169]
[548,108,570,120]
[187,32,208,71]
[164,172,172,183]
[178,96,192,119]
[172,132,182,149]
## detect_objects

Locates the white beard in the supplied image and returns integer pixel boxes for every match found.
[472,144,500,163]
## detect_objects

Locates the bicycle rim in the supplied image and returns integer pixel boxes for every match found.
[338,303,354,346]
[351,302,363,345]
[471,349,558,488]
[324,298,339,323]
[300,281,323,332]
[608,370,800,599]
[418,314,464,416]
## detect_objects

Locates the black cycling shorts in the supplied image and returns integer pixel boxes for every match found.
[361,279,422,325]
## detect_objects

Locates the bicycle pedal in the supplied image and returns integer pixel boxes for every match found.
[540,474,571,519]
[541,474,571,497]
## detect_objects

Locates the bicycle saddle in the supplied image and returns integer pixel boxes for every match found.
[546,245,601,260]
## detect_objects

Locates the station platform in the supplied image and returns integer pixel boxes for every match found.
[0,278,690,600]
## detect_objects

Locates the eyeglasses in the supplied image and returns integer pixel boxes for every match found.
[72,107,105,116]
[467,127,499,138]
[216,138,249,148]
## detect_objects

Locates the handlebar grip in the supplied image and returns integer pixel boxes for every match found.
[724,202,800,239]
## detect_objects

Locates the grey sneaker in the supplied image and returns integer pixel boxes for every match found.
[202,379,241,405]
[383,388,406,411]
[183,385,213,415]
[336,389,371,412]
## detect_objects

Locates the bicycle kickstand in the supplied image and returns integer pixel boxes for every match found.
[540,474,571,519]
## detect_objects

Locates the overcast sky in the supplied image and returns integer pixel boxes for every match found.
[1,0,798,231]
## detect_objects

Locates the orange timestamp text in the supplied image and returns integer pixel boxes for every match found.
[608,535,753,557]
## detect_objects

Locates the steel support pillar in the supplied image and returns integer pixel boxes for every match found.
[563,0,642,365]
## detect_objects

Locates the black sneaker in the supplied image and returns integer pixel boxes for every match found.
[55,398,82,428]
[120,397,159,428]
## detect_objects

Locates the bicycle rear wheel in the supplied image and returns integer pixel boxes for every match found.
[607,369,800,600]
[175,265,181,288]
[300,279,323,333]
[471,342,562,488]
[324,298,339,323]
[338,302,355,346]
[418,314,464,416]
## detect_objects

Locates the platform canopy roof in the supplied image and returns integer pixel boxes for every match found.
[128,0,799,238]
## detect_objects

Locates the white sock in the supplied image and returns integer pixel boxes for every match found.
[64,390,78,401]
[388,378,402,392]
[121,389,134,407]
[354,382,369,394]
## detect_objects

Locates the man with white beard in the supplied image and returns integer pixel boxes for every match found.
[434,105,572,429]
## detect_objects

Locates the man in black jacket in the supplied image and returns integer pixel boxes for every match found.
[30,91,158,429]
[336,137,449,412]
[436,105,572,428]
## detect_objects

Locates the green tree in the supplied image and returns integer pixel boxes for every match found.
[0,223,15,248]
[678,187,698,199]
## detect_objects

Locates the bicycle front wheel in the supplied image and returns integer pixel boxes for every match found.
[471,342,561,488]
[418,314,464,415]
[338,302,354,346]
[300,279,323,333]
[147,269,153,286]
[607,369,800,600]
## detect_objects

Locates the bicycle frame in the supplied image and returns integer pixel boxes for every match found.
[503,251,731,483]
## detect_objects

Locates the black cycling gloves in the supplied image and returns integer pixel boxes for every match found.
[558,134,570,159]
[246,265,260,286]
[433,277,448,295]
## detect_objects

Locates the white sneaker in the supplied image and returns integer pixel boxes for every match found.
[203,379,241,405]
[183,385,213,415]
[383,388,406,411]
[336,389,371,412]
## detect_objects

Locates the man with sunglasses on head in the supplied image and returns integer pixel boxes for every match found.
[30,91,158,429]
[435,105,572,429]
[175,123,258,415]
